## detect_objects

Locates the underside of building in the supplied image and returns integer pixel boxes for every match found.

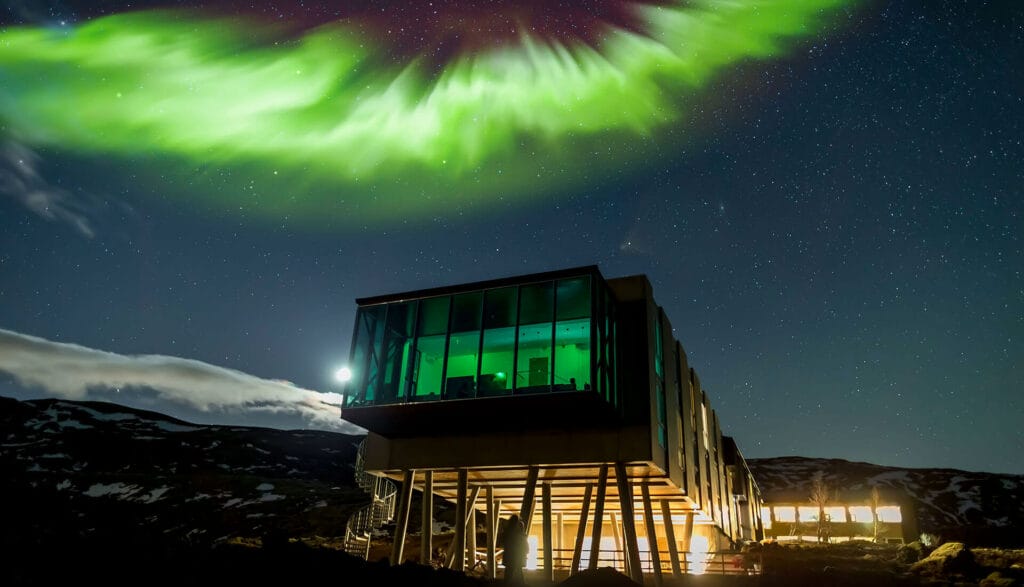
[340,266,764,581]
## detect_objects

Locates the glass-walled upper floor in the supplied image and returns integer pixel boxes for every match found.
[344,271,619,410]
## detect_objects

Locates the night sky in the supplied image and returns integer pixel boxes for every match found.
[1,1,1021,474]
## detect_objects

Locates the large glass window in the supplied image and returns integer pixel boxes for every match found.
[554,277,591,391]
[410,296,449,402]
[444,292,482,399]
[347,306,382,406]
[352,305,386,405]
[378,302,416,403]
[515,282,553,393]
[479,287,516,397]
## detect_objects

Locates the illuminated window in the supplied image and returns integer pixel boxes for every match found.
[824,506,846,522]
[444,292,482,398]
[554,277,591,392]
[761,507,772,529]
[479,287,516,397]
[516,282,554,393]
[848,506,873,523]
[773,506,796,522]
[411,296,449,401]
[798,506,819,522]
[876,506,902,523]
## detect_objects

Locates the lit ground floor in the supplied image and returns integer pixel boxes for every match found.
[376,462,758,583]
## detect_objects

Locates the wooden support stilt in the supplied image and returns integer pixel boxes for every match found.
[420,471,433,566]
[570,484,593,575]
[520,466,540,534]
[661,500,682,577]
[610,512,624,576]
[543,483,554,582]
[587,464,609,570]
[681,512,695,574]
[486,486,496,580]
[556,512,564,567]
[447,486,482,569]
[615,463,643,583]
[641,484,663,586]
[390,469,416,566]
[468,508,477,570]
[453,469,468,571]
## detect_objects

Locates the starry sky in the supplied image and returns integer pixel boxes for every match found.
[0,0,1021,474]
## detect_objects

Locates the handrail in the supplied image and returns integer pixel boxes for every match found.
[343,438,398,559]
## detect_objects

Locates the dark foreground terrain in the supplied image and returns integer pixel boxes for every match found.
[2,396,1021,586]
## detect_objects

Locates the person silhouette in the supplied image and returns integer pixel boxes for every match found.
[501,514,528,584]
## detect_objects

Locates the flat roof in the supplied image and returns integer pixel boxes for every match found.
[355,264,606,306]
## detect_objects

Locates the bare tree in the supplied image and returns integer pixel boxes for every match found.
[870,485,882,542]
[809,472,835,543]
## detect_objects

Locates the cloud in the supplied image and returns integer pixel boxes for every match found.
[0,141,95,238]
[0,327,364,434]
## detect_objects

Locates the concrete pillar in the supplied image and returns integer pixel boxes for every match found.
[588,464,609,570]
[570,484,593,575]
[420,470,433,565]
[661,500,682,577]
[390,469,416,566]
[641,484,663,586]
[543,482,554,582]
[615,463,643,584]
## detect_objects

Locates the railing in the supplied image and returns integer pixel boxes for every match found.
[517,547,761,576]
[343,438,398,559]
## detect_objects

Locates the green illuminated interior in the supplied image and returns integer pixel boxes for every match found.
[345,274,615,407]
[0,0,854,221]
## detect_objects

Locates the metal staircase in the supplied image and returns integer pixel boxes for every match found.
[343,438,398,559]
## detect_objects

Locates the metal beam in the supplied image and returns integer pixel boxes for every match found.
[570,484,593,575]
[587,464,609,570]
[615,462,643,583]
[390,469,416,566]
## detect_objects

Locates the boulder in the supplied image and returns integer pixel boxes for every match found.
[911,541,976,577]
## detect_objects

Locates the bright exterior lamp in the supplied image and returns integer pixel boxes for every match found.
[334,366,353,383]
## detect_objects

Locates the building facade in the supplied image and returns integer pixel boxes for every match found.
[339,266,763,581]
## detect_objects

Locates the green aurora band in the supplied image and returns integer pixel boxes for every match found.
[0,0,853,221]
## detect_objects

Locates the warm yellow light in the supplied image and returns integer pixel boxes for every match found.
[687,535,710,575]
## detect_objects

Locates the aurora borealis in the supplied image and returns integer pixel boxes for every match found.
[1,1,1021,474]
[1,0,851,218]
